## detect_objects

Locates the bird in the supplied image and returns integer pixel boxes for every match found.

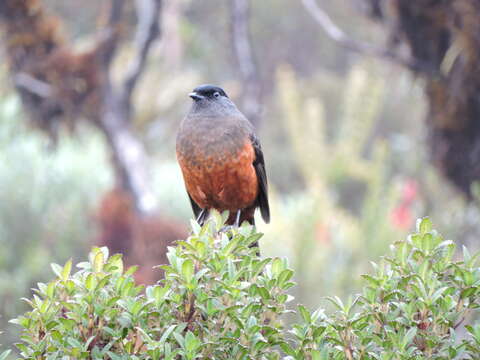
[176,84,270,229]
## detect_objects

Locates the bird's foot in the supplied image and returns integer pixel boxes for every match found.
[196,208,208,226]
[234,209,242,227]
[219,225,235,234]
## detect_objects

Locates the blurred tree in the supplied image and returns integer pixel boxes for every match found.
[0,91,112,346]
[94,188,186,284]
[229,0,263,126]
[0,0,186,283]
[266,62,405,304]
[303,0,480,199]
[162,0,184,70]
[0,0,159,212]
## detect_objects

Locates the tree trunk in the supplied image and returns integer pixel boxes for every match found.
[362,0,480,197]
[230,0,263,127]
[0,0,186,285]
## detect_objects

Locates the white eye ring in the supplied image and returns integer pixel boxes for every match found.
[213,92,220,98]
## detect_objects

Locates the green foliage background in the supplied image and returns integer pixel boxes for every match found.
[2,0,480,357]
[4,217,480,359]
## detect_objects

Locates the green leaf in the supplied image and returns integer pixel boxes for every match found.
[271,258,284,276]
[190,219,201,235]
[402,327,417,347]
[108,254,124,274]
[361,274,381,287]
[50,263,63,278]
[246,233,263,248]
[93,251,105,272]
[182,259,195,284]
[85,273,97,291]
[278,269,294,287]
[279,342,296,356]
[298,305,311,323]
[325,296,345,312]
[173,332,185,348]
[61,259,72,281]
[125,265,138,276]
[15,343,28,354]
[460,286,477,299]
[159,325,177,345]
[418,217,432,235]
[0,350,11,360]
[149,285,169,305]
[311,350,322,360]
[46,281,56,299]
[184,331,200,353]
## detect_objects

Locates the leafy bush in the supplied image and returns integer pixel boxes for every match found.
[3,216,480,359]
[0,92,112,348]
[286,217,480,359]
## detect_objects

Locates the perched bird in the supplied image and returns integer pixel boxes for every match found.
[176,84,270,228]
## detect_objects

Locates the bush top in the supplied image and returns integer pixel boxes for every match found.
[2,215,480,359]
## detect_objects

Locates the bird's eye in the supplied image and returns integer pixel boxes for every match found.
[213,92,220,98]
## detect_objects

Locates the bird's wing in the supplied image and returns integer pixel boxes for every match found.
[250,134,270,223]
[188,192,202,219]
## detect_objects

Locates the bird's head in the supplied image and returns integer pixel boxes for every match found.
[189,84,229,102]
[187,84,239,116]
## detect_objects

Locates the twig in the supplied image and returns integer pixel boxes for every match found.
[14,73,53,98]
[122,0,163,105]
[301,0,436,75]
[230,0,262,126]
[100,93,158,214]
[454,316,465,330]
[95,0,161,214]
[97,0,127,69]
[231,0,256,86]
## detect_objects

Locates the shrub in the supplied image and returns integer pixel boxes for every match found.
[3,215,480,359]
[284,217,480,359]
[0,93,111,347]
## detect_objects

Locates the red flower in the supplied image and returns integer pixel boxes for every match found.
[391,179,418,230]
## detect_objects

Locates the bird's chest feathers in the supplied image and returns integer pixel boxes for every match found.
[176,117,258,209]
[178,117,247,167]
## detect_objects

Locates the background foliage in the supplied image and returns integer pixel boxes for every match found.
[1,0,480,356]
[4,217,480,359]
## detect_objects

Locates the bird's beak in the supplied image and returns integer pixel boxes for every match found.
[189,92,204,101]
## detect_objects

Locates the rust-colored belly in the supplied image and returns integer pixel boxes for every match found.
[178,141,258,212]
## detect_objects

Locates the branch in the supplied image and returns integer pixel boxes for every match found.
[231,0,256,84]
[230,0,262,126]
[99,93,158,214]
[14,73,54,98]
[94,0,163,214]
[97,0,127,69]
[122,0,163,105]
[301,0,436,74]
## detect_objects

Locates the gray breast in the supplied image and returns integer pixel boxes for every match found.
[177,114,252,167]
